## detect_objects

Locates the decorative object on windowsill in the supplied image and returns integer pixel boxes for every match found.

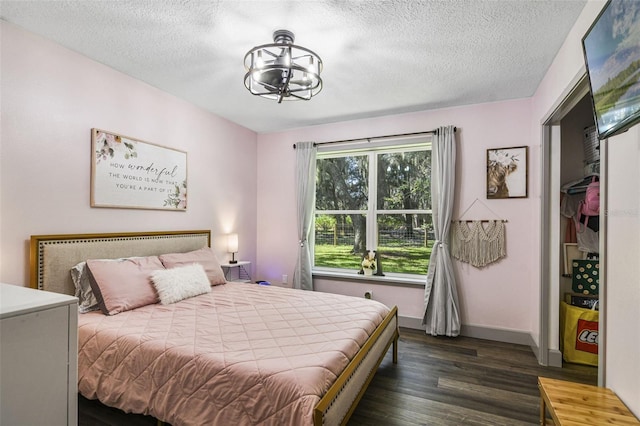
[361,251,376,276]
[373,250,384,276]
[451,198,507,268]
[244,29,323,103]
[358,250,385,277]
[227,233,238,264]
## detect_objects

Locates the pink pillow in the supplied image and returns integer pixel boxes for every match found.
[87,256,164,315]
[159,247,226,285]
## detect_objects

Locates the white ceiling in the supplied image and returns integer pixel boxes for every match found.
[0,0,587,133]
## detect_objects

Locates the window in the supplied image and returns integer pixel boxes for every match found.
[314,139,432,277]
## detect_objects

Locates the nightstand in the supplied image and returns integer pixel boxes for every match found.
[220,261,251,283]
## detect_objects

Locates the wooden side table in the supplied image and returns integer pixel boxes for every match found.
[538,376,639,425]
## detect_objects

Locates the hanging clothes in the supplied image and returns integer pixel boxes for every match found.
[561,193,577,243]
[451,220,506,268]
[561,192,599,253]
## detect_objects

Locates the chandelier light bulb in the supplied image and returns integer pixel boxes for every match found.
[255,50,264,69]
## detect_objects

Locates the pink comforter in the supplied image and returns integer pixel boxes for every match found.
[78,283,391,425]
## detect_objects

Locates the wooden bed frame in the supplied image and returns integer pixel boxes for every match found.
[30,230,399,426]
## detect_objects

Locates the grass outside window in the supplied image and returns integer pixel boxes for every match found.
[314,243,433,275]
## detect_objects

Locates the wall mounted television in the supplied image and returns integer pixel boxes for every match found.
[582,0,640,140]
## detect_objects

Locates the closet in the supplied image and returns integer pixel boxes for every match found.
[547,89,600,373]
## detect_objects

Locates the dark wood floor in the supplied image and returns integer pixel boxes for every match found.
[79,327,597,426]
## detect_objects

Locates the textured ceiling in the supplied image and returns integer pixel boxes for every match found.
[0,0,587,133]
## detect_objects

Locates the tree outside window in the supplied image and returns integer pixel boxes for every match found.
[314,142,432,276]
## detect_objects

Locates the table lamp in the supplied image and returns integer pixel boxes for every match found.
[227,233,238,264]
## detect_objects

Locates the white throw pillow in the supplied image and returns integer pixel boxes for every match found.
[151,263,211,305]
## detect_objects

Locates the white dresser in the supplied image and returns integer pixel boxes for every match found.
[0,283,78,426]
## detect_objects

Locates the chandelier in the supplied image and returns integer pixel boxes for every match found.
[244,30,323,103]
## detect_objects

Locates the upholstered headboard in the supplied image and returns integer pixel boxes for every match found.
[30,230,211,295]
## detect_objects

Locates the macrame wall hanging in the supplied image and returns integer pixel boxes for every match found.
[451,198,507,268]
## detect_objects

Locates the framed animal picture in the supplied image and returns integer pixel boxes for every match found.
[486,146,528,199]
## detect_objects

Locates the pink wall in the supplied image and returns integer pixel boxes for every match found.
[528,1,605,351]
[529,1,640,414]
[256,98,537,333]
[0,21,258,286]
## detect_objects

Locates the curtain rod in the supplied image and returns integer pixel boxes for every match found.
[292,127,456,149]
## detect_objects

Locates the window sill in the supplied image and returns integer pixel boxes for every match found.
[312,269,426,288]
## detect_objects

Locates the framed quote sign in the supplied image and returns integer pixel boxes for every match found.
[91,129,187,210]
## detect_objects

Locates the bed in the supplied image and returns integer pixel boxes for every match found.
[30,230,399,426]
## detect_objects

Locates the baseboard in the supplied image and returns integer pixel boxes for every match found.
[530,341,563,367]
[398,315,424,330]
[399,315,534,346]
[547,348,563,367]
[400,315,564,367]
[460,324,535,346]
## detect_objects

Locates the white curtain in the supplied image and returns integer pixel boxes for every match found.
[423,125,461,336]
[293,142,317,291]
